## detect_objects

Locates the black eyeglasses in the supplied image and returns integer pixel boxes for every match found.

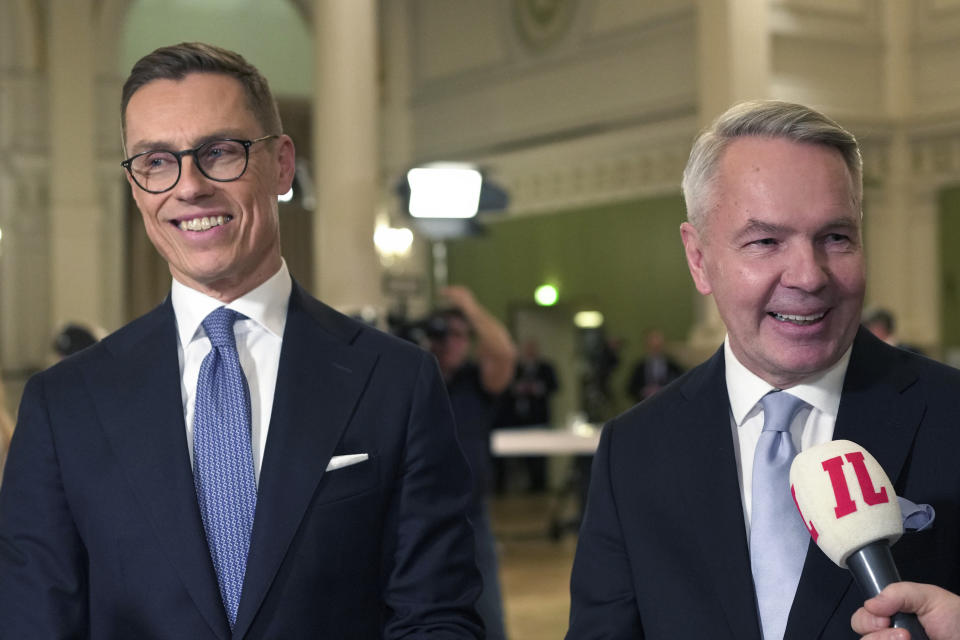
[121,135,278,194]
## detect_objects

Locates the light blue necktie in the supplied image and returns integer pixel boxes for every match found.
[750,391,809,640]
[193,307,257,628]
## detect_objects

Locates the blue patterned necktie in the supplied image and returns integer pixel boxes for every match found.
[750,391,810,640]
[193,307,257,628]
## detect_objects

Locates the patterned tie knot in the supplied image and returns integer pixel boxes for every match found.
[760,391,808,434]
[202,307,244,349]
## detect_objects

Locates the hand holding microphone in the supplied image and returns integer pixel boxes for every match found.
[790,440,929,640]
[852,582,960,640]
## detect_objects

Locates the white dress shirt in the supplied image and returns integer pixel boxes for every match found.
[724,337,851,540]
[171,261,291,484]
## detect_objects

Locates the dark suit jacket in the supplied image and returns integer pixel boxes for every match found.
[0,284,483,639]
[567,328,960,639]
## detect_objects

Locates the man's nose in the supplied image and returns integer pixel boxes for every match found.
[173,155,214,199]
[782,243,829,291]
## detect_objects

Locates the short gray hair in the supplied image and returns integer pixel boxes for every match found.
[681,100,862,230]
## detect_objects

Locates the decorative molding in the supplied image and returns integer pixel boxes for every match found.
[410,1,694,102]
[1,161,49,236]
[0,71,47,153]
[512,0,578,52]
[410,0,511,90]
[473,116,696,218]
[770,0,881,44]
[464,117,960,220]
[583,0,694,40]
[843,125,960,192]
[909,133,960,182]
[923,0,960,17]
[912,0,960,45]
[772,0,872,17]
[410,15,696,160]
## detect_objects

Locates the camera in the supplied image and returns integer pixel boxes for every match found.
[387,310,460,344]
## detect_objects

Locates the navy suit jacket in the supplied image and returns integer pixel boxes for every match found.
[0,284,483,639]
[567,328,960,639]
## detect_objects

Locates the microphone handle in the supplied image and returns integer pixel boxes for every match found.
[847,541,930,640]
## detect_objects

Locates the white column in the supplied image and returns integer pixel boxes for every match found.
[867,1,933,346]
[380,0,431,320]
[0,1,56,373]
[905,186,940,348]
[47,0,104,332]
[688,0,771,354]
[697,0,770,125]
[312,0,383,314]
[0,165,52,372]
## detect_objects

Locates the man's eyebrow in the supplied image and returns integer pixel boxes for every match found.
[127,139,174,156]
[733,219,789,241]
[126,130,249,156]
[733,216,860,242]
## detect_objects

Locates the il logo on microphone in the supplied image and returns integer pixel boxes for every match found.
[821,451,889,517]
[791,450,889,542]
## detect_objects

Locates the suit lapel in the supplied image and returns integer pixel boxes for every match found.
[679,350,763,640]
[87,300,231,639]
[232,286,376,638]
[832,330,923,488]
[786,329,924,639]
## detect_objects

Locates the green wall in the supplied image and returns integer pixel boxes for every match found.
[939,185,960,351]
[120,0,312,99]
[446,194,696,411]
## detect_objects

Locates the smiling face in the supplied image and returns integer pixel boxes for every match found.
[680,136,865,388]
[123,72,295,301]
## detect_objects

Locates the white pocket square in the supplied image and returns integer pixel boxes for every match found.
[326,453,369,472]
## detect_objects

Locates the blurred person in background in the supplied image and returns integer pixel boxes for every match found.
[428,285,517,640]
[51,322,100,362]
[496,338,558,494]
[862,307,925,355]
[626,328,684,404]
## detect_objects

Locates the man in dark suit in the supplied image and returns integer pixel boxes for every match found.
[567,100,960,639]
[0,43,482,639]
[625,328,684,404]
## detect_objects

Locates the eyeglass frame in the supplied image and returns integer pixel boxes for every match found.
[120,134,279,194]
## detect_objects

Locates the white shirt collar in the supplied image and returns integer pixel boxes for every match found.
[171,260,292,347]
[724,336,851,427]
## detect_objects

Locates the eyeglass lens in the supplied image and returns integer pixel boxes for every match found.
[129,139,248,192]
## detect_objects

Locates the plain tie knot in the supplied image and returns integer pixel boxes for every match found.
[202,307,243,349]
[760,391,807,434]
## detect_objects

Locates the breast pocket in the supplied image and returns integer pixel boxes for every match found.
[310,455,380,507]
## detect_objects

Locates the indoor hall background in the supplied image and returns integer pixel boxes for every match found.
[7,2,960,637]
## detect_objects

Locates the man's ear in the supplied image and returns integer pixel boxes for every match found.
[680,221,712,295]
[275,134,296,195]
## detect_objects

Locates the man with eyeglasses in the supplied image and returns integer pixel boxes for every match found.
[0,42,483,639]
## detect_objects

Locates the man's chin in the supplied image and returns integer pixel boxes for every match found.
[766,350,844,383]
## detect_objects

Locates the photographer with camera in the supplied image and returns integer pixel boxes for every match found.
[427,285,517,640]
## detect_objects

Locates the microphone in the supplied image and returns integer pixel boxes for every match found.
[789,439,929,640]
